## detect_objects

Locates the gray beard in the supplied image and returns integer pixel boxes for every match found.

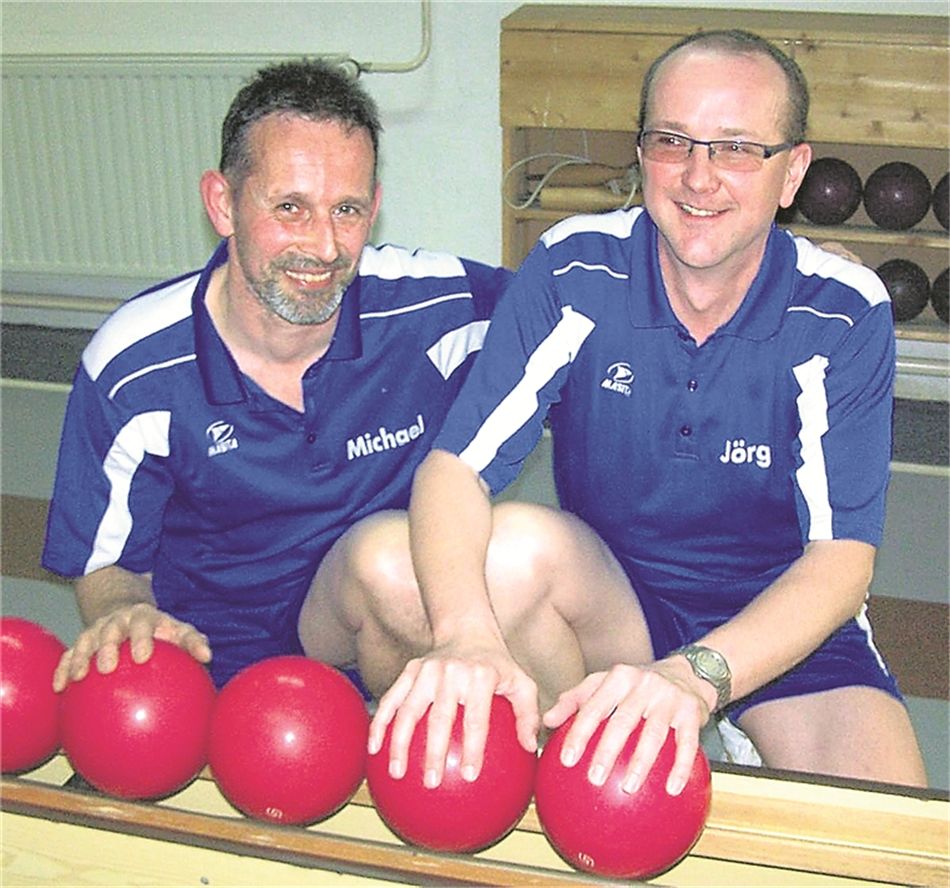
[255,277,347,325]
[241,253,356,325]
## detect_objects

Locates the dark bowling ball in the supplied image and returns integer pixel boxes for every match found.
[796,157,863,225]
[863,162,931,231]
[933,173,949,231]
[876,258,931,323]
[932,268,949,324]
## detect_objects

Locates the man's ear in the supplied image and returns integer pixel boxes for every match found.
[779,142,813,210]
[200,169,236,238]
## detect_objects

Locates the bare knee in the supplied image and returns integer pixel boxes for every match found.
[485,502,644,649]
[343,511,417,601]
[298,511,426,665]
[487,502,577,594]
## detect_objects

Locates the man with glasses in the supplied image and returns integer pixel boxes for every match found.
[370,30,926,794]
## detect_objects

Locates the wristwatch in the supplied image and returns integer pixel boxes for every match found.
[671,644,732,711]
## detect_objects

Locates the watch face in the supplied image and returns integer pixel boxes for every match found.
[695,648,725,678]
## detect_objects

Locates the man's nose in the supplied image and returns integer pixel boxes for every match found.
[299,213,339,263]
[681,144,719,192]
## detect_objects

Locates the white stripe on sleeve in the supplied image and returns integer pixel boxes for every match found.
[459,306,595,473]
[427,320,491,380]
[84,411,172,574]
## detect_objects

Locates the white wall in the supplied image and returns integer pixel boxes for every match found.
[3,0,946,283]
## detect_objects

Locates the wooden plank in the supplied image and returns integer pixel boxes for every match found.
[500,9,948,147]
[2,761,947,886]
[501,5,948,47]
[0,778,605,887]
[791,41,949,148]
[500,30,662,131]
[697,776,949,886]
[1,811,383,887]
[782,224,949,251]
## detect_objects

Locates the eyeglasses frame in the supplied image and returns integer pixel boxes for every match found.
[637,129,797,169]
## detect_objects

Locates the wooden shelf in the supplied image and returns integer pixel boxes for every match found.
[783,224,948,251]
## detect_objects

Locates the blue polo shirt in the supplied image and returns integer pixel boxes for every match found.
[435,208,894,618]
[43,240,511,685]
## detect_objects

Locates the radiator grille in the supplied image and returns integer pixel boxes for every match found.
[2,57,266,287]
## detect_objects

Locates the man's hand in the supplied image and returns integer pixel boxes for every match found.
[542,658,712,797]
[52,602,211,692]
[368,638,540,789]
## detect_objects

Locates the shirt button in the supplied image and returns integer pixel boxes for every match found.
[306,432,317,444]
[687,379,699,392]
[680,425,692,437]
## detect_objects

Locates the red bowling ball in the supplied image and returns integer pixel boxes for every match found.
[208,656,369,825]
[60,639,215,799]
[535,717,712,880]
[366,696,537,853]
[0,617,66,773]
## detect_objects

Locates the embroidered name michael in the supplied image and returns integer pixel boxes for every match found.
[346,414,426,461]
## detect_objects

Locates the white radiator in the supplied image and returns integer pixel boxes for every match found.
[1,55,272,293]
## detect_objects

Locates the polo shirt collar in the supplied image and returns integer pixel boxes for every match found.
[193,241,365,404]
[718,226,795,341]
[318,270,363,362]
[629,214,794,341]
[194,241,244,405]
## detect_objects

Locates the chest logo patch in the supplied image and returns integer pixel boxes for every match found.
[207,420,239,457]
[600,361,634,397]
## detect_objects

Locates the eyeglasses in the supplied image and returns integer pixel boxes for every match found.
[638,130,795,172]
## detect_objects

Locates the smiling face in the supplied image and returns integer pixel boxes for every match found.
[638,47,810,292]
[211,113,380,326]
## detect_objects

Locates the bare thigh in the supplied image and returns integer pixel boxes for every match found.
[737,685,927,787]
[485,503,655,678]
[297,511,431,695]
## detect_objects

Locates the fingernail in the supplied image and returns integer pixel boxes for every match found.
[666,776,685,796]
[424,769,439,789]
[622,771,642,794]
[388,760,405,780]
[561,747,577,767]
[461,764,477,782]
[588,764,606,786]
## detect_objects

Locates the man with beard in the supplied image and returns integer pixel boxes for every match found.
[44,60,510,693]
